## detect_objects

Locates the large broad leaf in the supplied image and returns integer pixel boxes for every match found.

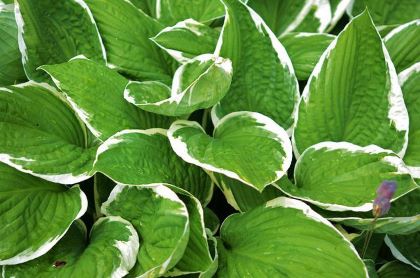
[124,54,232,117]
[3,217,139,277]
[292,0,332,33]
[385,232,420,270]
[157,0,225,25]
[14,0,105,82]
[168,111,292,192]
[348,0,420,26]
[324,188,420,235]
[247,0,315,36]
[216,197,367,277]
[399,63,420,178]
[0,164,87,265]
[0,5,26,86]
[41,57,174,142]
[94,129,213,205]
[378,261,419,278]
[384,20,420,73]
[213,0,299,132]
[151,19,220,63]
[293,11,409,157]
[85,0,173,84]
[279,32,335,80]
[0,81,95,183]
[279,142,418,211]
[102,183,189,278]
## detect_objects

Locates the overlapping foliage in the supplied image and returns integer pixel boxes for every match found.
[0,0,419,277]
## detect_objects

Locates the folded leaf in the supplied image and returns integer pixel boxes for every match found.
[247,0,315,36]
[168,111,292,192]
[0,5,26,86]
[151,19,220,63]
[213,0,299,132]
[14,0,105,81]
[378,261,419,277]
[293,11,408,156]
[102,183,189,277]
[93,129,213,204]
[216,197,368,277]
[0,164,87,265]
[0,81,95,183]
[85,0,173,84]
[328,0,353,31]
[348,0,420,26]
[385,20,420,73]
[385,232,420,270]
[280,142,418,211]
[125,54,232,116]
[279,32,335,80]
[41,57,174,142]
[204,208,220,235]
[399,63,420,178]
[3,217,139,277]
[157,0,225,25]
[292,0,332,33]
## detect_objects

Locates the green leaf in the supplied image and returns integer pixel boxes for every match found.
[326,188,420,235]
[168,112,292,192]
[247,0,316,36]
[0,81,95,183]
[124,54,232,117]
[280,142,419,211]
[378,261,420,278]
[364,259,379,278]
[216,197,367,277]
[0,164,87,265]
[279,32,335,80]
[292,0,332,33]
[93,129,213,205]
[399,63,420,178]
[157,0,225,25]
[3,217,139,277]
[386,232,420,270]
[41,57,174,142]
[102,183,189,277]
[348,0,420,26]
[215,173,284,212]
[14,0,105,82]
[213,0,299,132]
[130,0,157,17]
[293,11,409,156]
[0,5,26,86]
[151,19,220,63]
[204,208,220,235]
[85,0,173,84]
[328,0,353,31]
[385,20,420,73]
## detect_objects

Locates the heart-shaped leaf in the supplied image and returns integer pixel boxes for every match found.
[385,20,420,73]
[93,129,213,204]
[85,0,174,84]
[14,0,105,82]
[102,183,189,277]
[385,232,420,270]
[0,81,95,183]
[216,197,368,277]
[168,111,292,192]
[41,57,175,142]
[0,164,87,265]
[293,11,409,156]
[151,19,220,63]
[157,0,225,25]
[279,32,335,80]
[399,63,420,178]
[280,142,419,211]
[3,217,139,277]
[0,5,26,86]
[124,54,232,117]
[213,0,299,132]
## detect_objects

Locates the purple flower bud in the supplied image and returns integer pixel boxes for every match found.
[372,181,397,218]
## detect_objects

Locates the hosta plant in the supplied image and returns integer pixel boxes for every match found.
[0,0,419,277]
